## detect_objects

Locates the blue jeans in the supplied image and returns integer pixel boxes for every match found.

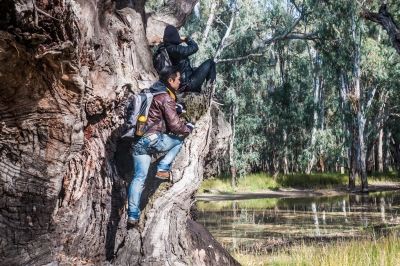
[128,133,183,219]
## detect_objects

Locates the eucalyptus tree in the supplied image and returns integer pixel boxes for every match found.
[184,0,318,175]
[304,0,400,190]
[184,0,400,186]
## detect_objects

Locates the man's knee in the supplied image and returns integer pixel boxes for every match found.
[204,58,215,67]
[166,134,183,144]
[173,137,184,149]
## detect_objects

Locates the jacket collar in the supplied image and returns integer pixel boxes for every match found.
[166,88,176,101]
[150,81,176,101]
[149,81,166,93]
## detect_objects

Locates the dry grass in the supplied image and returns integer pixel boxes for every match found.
[233,233,400,266]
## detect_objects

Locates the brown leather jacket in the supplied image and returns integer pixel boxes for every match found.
[145,82,191,136]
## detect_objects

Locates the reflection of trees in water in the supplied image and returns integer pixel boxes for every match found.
[311,202,320,236]
[232,201,237,251]
[196,191,400,251]
[342,200,349,223]
[239,208,255,224]
[380,197,386,223]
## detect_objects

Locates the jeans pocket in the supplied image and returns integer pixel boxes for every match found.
[133,137,150,155]
[152,133,165,152]
[144,133,159,154]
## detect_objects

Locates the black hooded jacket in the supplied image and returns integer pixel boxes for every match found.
[165,39,198,84]
[163,25,198,84]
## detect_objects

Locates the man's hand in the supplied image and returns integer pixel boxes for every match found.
[180,36,188,43]
[186,122,195,132]
[176,103,186,114]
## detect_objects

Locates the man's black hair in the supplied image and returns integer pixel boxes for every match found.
[159,66,180,85]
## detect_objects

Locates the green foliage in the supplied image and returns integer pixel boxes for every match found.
[183,0,400,176]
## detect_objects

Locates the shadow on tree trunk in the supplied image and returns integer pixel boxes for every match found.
[105,129,170,261]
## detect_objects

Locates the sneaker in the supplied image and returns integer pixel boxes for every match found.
[127,217,139,227]
[155,171,170,181]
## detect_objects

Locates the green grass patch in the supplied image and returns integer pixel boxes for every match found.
[234,233,400,266]
[199,173,279,193]
[276,173,347,189]
[238,173,280,191]
[200,176,234,193]
[197,198,279,211]
[369,171,399,183]
[200,171,399,193]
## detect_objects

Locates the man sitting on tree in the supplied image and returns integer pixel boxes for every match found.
[127,66,194,227]
[158,25,216,93]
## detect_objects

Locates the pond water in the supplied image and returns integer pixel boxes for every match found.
[196,191,400,253]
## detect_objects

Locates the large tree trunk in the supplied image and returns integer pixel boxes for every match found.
[0,1,238,265]
[203,105,233,180]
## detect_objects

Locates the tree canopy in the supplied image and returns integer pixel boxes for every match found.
[183,0,400,187]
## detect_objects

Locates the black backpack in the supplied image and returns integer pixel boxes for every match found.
[153,45,172,74]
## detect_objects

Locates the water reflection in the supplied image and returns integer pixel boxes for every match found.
[311,202,320,236]
[196,191,400,253]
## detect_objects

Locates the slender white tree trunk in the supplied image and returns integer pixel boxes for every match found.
[306,48,322,174]
[229,104,237,188]
[283,129,289,175]
[352,15,368,192]
[201,1,218,44]
[340,72,357,190]
[378,128,384,172]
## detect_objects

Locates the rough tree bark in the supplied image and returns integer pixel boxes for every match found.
[203,104,232,179]
[0,1,238,265]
